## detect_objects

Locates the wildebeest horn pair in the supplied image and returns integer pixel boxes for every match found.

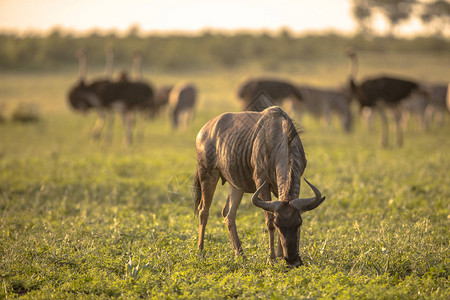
[252,179,325,212]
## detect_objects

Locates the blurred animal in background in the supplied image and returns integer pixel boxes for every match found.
[296,85,353,132]
[152,85,173,118]
[169,82,197,129]
[67,48,117,141]
[400,83,449,131]
[87,47,116,140]
[99,70,155,145]
[67,50,99,114]
[67,49,156,145]
[399,91,429,131]
[237,77,303,111]
[0,103,6,123]
[346,48,428,147]
[447,83,450,113]
[194,105,325,268]
[424,83,449,128]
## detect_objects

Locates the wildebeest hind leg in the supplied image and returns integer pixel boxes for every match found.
[223,186,244,256]
[197,169,220,252]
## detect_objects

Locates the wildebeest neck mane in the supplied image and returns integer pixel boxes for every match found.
[251,107,305,201]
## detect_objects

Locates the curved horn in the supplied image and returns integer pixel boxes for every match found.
[251,181,283,212]
[290,178,326,212]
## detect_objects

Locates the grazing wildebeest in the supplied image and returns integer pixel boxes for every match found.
[148,85,173,118]
[169,82,197,129]
[398,82,449,131]
[296,85,353,132]
[347,48,427,147]
[424,83,449,127]
[399,91,429,131]
[237,78,303,111]
[194,106,325,268]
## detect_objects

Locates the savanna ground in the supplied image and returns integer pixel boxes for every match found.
[0,52,449,299]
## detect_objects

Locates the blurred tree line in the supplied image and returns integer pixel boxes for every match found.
[352,0,450,37]
[0,27,449,72]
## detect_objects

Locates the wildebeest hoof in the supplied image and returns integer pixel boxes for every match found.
[286,259,303,268]
[197,249,206,258]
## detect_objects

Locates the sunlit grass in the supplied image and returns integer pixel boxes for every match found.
[0,56,449,298]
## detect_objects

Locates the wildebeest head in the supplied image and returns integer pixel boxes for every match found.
[252,179,325,268]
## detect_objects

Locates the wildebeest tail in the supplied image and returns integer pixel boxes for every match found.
[193,169,201,216]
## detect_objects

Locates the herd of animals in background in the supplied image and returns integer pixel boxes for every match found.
[67,47,449,147]
[234,48,449,147]
[237,78,353,132]
[64,47,449,268]
[67,49,196,145]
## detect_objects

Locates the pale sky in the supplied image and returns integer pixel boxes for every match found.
[0,0,357,34]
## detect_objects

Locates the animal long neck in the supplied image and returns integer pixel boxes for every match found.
[349,53,358,81]
[133,54,143,81]
[104,48,114,79]
[347,53,360,97]
[78,53,87,81]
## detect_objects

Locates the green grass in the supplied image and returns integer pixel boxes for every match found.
[0,55,449,298]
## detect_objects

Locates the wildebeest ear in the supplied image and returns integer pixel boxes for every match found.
[290,179,325,212]
[251,182,283,212]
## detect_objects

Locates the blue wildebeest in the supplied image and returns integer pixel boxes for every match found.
[424,83,449,127]
[237,78,303,111]
[296,85,353,132]
[151,85,173,118]
[169,82,197,129]
[194,105,325,268]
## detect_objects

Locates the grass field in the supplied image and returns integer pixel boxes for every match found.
[0,53,449,298]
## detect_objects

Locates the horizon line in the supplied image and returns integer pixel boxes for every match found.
[0,25,442,39]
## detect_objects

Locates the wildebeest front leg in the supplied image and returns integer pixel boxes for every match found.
[264,211,277,260]
[276,235,283,258]
[223,186,244,256]
[257,183,277,260]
